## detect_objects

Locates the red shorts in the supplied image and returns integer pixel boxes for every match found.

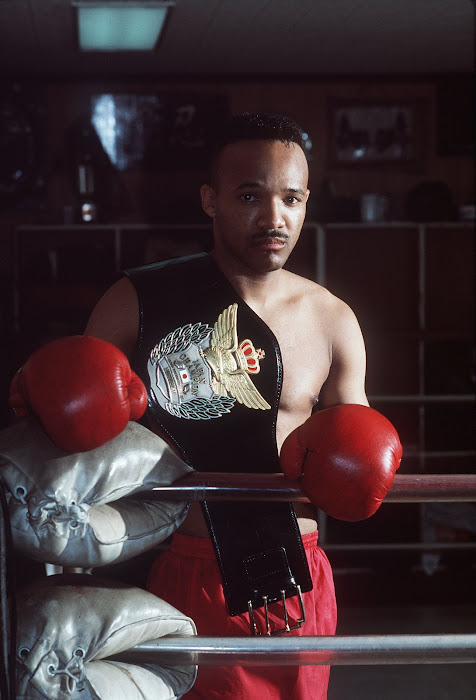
[147,530,337,699]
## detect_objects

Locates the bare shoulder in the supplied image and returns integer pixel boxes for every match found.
[282,271,369,407]
[282,269,365,362]
[283,269,354,322]
[84,276,139,358]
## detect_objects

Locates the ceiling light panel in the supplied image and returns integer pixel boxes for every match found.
[74,1,174,51]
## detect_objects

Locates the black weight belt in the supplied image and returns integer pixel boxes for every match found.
[126,254,312,633]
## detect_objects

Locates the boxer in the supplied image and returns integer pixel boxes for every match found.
[84,113,401,700]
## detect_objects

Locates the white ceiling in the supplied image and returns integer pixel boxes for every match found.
[0,0,473,78]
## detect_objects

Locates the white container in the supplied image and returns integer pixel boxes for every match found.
[360,193,388,223]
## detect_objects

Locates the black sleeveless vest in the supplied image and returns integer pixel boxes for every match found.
[125,254,312,617]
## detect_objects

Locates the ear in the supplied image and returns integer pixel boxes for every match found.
[200,184,216,218]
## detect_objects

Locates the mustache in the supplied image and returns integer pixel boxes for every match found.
[251,230,289,243]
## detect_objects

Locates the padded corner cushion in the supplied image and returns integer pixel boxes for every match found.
[0,419,194,567]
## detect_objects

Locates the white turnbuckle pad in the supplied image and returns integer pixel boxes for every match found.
[0,419,194,568]
[15,574,197,699]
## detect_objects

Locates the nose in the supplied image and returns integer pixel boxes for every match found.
[257,197,285,230]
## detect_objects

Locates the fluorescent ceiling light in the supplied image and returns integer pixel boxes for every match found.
[74,1,174,52]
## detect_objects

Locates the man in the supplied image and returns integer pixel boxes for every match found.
[85,113,369,699]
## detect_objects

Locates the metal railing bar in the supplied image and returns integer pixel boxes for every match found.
[110,634,476,666]
[368,394,475,403]
[323,542,476,552]
[149,473,476,503]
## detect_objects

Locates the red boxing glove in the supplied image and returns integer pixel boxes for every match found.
[9,335,147,453]
[280,404,402,521]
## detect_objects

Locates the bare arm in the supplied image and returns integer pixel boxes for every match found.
[84,277,139,360]
[319,298,369,409]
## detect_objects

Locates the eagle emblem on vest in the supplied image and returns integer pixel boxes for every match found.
[148,303,271,419]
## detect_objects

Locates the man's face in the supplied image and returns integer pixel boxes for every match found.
[201,139,310,275]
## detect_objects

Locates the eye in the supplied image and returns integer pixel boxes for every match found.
[240,193,257,203]
[285,196,300,205]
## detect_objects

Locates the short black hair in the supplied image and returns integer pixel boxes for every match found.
[207,112,305,184]
[213,112,304,151]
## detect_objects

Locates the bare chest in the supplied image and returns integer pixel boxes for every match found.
[260,306,332,445]
[276,323,330,406]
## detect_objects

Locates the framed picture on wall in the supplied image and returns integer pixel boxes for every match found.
[327,99,426,169]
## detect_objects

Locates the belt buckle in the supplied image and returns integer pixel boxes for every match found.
[247,583,306,636]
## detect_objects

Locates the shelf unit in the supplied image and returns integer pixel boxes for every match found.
[13,222,213,351]
[307,222,475,571]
